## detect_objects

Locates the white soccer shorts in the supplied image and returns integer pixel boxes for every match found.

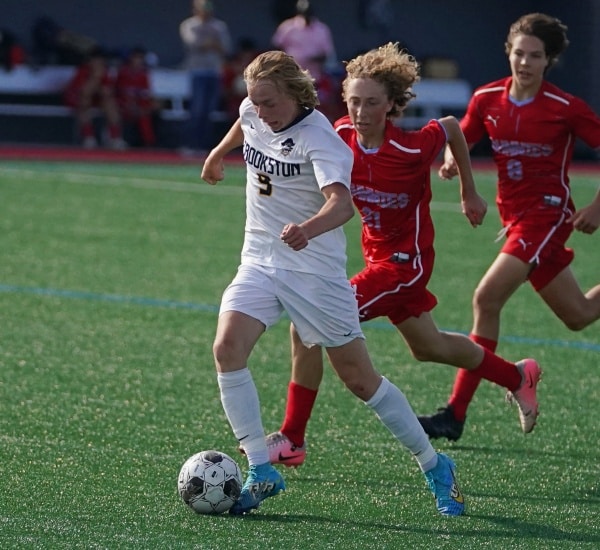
[219,264,364,348]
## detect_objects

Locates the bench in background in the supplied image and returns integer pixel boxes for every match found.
[0,65,472,146]
[398,78,472,129]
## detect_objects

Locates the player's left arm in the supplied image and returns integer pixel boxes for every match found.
[567,185,600,234]
[565,101,600,234]
[438,116,487,227]
[280,183,354,251]
[567,102,600,234]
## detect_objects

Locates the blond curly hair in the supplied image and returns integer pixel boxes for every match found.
[342,42,420,118]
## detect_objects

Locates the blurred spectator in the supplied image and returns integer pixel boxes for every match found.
[271,0,342,121]
[270,0,298,24]
[64,48,126,149]
[358,0,394,43]
[271,0,336,80]
[179,0,232,153]
[220,37,259,120]
[312,61,345,123]
[31,16,98,66]
[116,47,159,147]
[0,28,26,70]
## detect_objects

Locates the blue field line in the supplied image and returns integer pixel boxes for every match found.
[0,283,219,313]
[358,320,600,353]
[1,283,598,352]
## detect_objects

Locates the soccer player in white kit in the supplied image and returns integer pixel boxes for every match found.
[201,50,465,516]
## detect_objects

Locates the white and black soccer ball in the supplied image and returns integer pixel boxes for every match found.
[178,450,243,514]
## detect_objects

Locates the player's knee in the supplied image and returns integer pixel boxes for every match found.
[338,369,376,400]
[212,336,240,367]
[212,339,226,364]
[561,313,589,332]
[472,285,502,316]
[344,379,370,400]
[552,299,595,331]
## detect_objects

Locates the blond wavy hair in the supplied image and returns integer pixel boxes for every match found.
[342,42,420,118]
[244,50,319,108]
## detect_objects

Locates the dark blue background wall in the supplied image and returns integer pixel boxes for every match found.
[3,0,599,112]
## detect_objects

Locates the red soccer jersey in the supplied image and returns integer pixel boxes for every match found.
[116,65,152,111]
[63,63,115,107]
[461,77,600,224]
[335,116,446,264]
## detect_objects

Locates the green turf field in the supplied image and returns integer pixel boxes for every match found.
[0,159,598,549]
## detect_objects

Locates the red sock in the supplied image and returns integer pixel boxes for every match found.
[448,334,498,421]
[473,348,522,391]
[81,123,94,138]
[138,116,155,146]
[280,381,318,447]
[108,124,121,140]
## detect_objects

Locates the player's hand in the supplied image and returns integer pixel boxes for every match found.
[438,158,459,180]
[201,154,225,185]
[462,193,487,227]
[280,223,309,251]
[567,201,600,234]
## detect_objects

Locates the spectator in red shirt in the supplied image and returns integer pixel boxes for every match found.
[116,47,158,147]
[220,38,259,121]
[64,48,126,149]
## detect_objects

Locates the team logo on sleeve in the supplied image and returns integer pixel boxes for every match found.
[280,138,295,156]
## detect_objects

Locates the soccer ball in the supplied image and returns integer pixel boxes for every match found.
[177,450,243,514]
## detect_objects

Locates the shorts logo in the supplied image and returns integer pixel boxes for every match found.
[518,238,531,250]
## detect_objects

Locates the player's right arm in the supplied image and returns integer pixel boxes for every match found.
[438,116,486,227]
[280,182,355,251]
[438,144,459,180]
[201,118,244,185]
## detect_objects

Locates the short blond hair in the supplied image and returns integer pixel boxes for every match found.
[244,50,319,108]
[342,42,420,118]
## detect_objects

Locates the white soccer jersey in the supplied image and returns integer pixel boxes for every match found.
[239,97,354,277]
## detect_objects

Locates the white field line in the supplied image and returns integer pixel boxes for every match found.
[0,166,470,212]
[0,166,244,196]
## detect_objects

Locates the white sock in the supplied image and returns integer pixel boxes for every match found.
[217,369,269,466]
[366,377,438,472]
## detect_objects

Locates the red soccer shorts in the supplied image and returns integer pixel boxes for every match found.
[350,247,437,325]
[501,215,574,291]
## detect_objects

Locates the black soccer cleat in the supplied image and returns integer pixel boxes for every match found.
[418,405,465,442]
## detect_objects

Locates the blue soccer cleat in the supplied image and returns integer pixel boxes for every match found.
[423,452,466,516]
[229,462,285,515]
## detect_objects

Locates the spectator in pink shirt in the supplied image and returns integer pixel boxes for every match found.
[271,0,336,81]
[271,0,341,122]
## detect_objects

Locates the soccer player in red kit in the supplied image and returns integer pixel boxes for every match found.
[242,42,542,467]
[418,12,600,441]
